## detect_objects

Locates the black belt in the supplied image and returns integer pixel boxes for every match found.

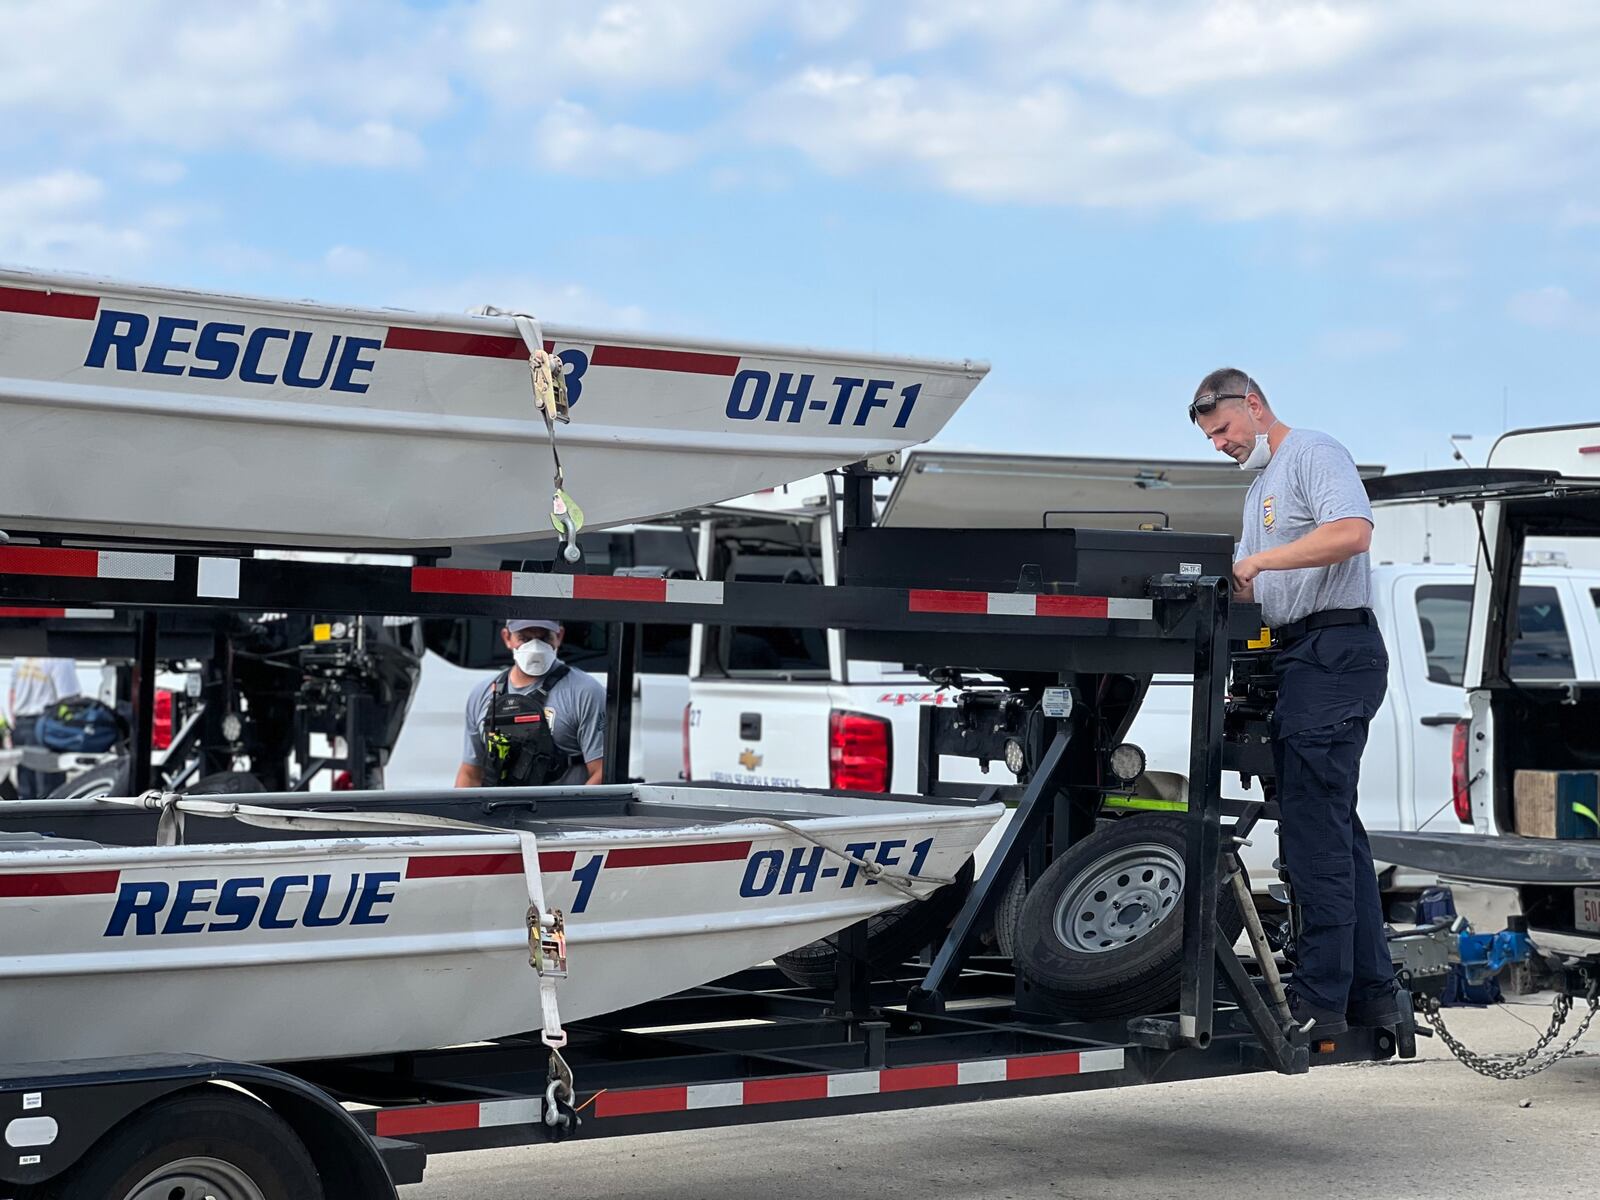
[1273,607,1374,646]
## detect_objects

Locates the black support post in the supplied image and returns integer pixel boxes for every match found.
[1178,579,1230,1048]
[129,611,158,794]
[602,622,639,784]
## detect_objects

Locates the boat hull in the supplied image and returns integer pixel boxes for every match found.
[0,797,999,1063]
[0,269,986,548]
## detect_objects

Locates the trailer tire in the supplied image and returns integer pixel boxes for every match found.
[773,860,974,988]
[1013,814,1246,1019]
[45,759,130,800]
[38,1088,323,1200]
[187,770,265,795]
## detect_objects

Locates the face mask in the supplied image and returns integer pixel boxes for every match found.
[513,639,557,676]
[1238,414,1279,471]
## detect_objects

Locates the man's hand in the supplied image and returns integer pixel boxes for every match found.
[1233,554,1264,585]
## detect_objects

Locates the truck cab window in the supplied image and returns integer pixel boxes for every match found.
[1416,583,1574,684]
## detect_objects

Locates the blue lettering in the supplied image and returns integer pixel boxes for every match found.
[558,348,588,407]
[260,874,308,929]
[765,372,813,423]
[189,322,244,380]
[161,877,216,934]
[282,331,342,389]
[330,336,380,394]
[852,378,893,426]
[239,327,291,385]
[143,316,197,377]
[780,845,826,895]
[829,377,863,426]
[840,841,876,888]
[210,876,263,931]
[868,839,906,886]
[84,309,150,371]
[893,383,921,430]
[103,881,169,937]
[351,871,400,925]
[302,872,360,927]
[739,849,784,897]
[726,369,769,420]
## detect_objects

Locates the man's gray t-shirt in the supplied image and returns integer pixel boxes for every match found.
[1237,429,1374,628]
[461,663,607,784]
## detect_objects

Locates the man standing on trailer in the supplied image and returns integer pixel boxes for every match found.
[455,618,606,789]
[1189,369,1399,1034]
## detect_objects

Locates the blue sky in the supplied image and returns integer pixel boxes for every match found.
[3,0,1598,472]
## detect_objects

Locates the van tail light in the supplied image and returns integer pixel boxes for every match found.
[152,689,174,752]
[829,710,892,793]
[1451,720,1472,824]
[681,704,693,781]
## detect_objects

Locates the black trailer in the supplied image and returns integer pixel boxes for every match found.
[0,480,1422,1199]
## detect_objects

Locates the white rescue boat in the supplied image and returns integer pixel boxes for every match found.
[0,267,986,549]
[0,785,1000,1064]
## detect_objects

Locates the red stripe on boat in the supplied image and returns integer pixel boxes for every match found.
[595,1086,688,1118]
[0,547,100,578]
[383,327,528,359]
[405,851,577,878]
[0,285,99,320]
[605,841,751,868]
[0,870,121,898]
[591,345,741,376]
[375,1102,482,1137]
[410,566,512,597]
[907,589,988,615]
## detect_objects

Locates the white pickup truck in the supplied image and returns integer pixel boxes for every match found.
[684,448,1600,899]
[1368,423,1600,962]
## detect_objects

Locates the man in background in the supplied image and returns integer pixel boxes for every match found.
[8,657,82,798]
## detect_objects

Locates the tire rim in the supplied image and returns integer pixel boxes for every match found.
[1053,842,1184,953]
[125,1156,268,1200]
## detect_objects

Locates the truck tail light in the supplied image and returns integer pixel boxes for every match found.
[1451,720,1472,824]
[829,710,892,793]
[681,704,693,781]
[152,689,174,752]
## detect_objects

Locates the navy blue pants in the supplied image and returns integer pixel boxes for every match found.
[1270,623,1395,1012]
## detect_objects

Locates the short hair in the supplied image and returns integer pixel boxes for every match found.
[1192,367,1266,414]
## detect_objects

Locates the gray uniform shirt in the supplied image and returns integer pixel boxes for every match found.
[1237,428,1374,628]
[461,663,607,785]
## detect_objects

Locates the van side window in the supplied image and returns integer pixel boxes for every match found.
[1415,584,1575,684]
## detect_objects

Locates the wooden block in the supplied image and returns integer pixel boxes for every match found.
[1515,770,1558,838]
[1514,770,1600,839]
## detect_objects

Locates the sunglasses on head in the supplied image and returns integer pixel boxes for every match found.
[1188,391,1248,423]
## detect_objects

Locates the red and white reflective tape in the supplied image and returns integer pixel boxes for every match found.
[908,589,1153,621]
[373,1048,1124,1135]
[0,284,742,377]
[0,547,175,582]
[410,567,725,607]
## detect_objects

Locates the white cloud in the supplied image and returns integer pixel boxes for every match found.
[323,245,373,274]
[1506,286,1600,333]
[0,170,163,270]
[534,102,695,177]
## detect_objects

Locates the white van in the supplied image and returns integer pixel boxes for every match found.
[684,449,1600,898]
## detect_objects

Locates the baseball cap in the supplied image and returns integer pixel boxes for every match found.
[506,619,560,634]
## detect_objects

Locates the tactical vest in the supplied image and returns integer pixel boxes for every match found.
[482,663,582,787]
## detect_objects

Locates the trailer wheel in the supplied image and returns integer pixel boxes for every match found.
[773,860,974,988]
[1013,814,1246,1019]
[40,1090,323,1200]
[45,759,130,800]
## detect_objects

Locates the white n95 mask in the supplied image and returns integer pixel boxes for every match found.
[514,640,557,676]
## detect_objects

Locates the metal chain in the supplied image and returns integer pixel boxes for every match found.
[1419,992,1600,1081]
